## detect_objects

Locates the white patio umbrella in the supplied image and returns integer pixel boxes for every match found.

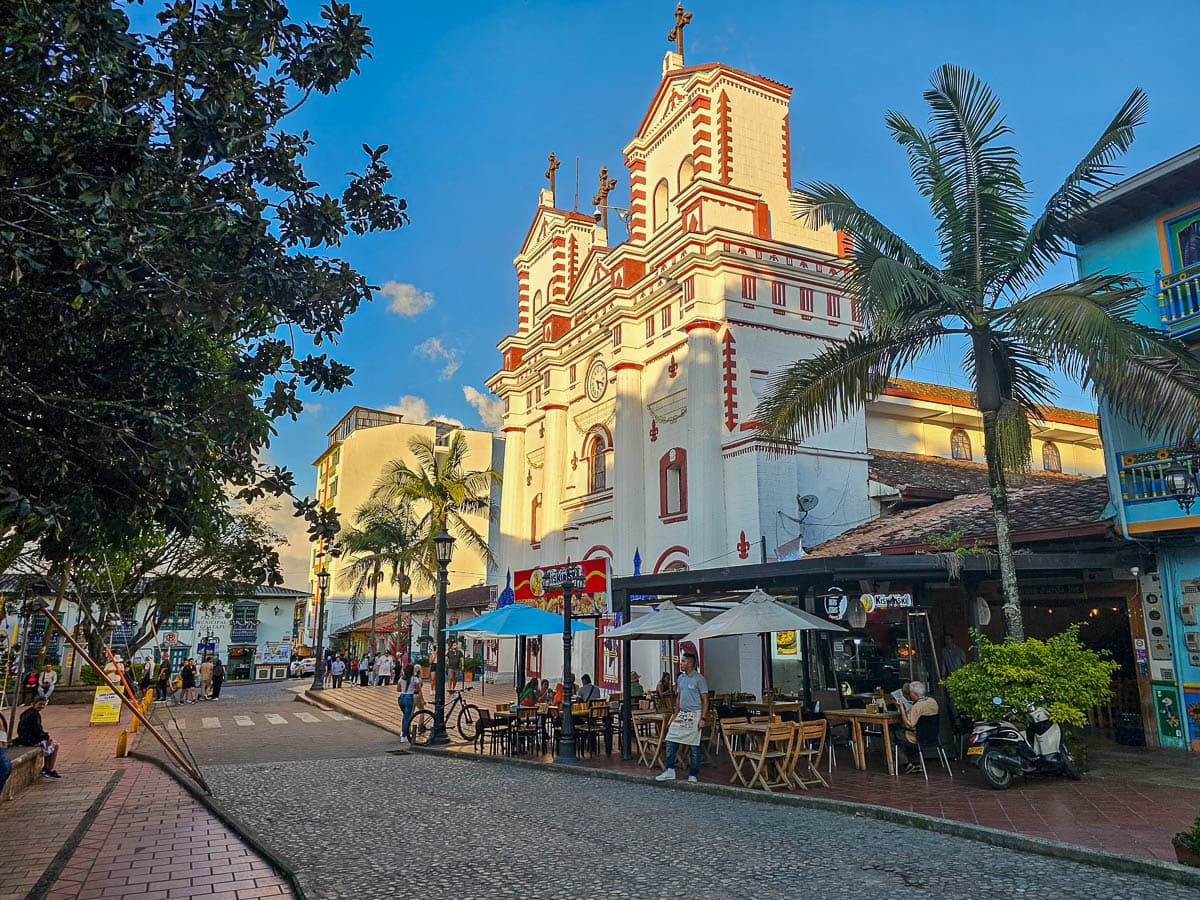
[683,588,847,643]
[603,600,702,640]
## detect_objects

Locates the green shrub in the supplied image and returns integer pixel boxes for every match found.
[1175,817,1200,855]
[944,625,1117,727]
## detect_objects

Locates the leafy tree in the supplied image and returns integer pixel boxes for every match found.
[337,498,421,655]
[0,0,406,570]
[944,626,1118,727]
[756,65,1200,638]
[371,433,499,587]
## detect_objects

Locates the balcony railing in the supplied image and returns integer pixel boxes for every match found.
[230,621,259,643]
[1158,263,1200,339]
[1118,444,1198,504]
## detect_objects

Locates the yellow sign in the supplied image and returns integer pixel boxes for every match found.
[89,687,122,725]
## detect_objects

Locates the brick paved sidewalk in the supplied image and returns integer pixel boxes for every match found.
[315,684,1200,864]
[0,703,294,900]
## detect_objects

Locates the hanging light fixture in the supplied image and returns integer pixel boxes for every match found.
[846,594,868,629]
[1164,456,1199,513]
[974,595,992,626]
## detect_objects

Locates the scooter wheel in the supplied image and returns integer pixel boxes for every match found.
[979,748,1014,790]
[1062,746,1082,781]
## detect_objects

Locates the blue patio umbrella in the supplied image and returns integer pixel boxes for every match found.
[445,603,595,637]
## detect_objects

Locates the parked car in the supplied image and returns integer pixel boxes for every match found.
[289,658,316,678]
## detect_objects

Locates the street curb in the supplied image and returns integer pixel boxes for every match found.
[299,690,406,738]
[128,747,313,900]
[409,744,1200,890]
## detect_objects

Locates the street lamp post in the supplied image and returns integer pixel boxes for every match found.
[429,529,455,745]
[310,568,331,691]
[555,579,578,763]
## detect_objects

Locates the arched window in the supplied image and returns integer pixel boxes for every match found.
[652,178,670,231]
[950,428,972,461]
[659,448,688,518]
[532,289,543,313]
[590,434,608,492]
[677,156,695,192]
[1042,441,1062,473]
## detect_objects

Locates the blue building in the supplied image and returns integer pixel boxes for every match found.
[1073,145,1200,751]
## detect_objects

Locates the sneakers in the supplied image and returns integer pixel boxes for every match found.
[655,768,676,781]
[902,763,920,774]
[687,776,698,784]
[41,769,61,779]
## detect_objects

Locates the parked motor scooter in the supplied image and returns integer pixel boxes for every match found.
[966,696,1081,790]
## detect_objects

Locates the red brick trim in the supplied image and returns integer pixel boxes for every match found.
[682,319,722,333]
[654,545,690,573]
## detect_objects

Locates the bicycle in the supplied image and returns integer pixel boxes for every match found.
[409,686,482,745]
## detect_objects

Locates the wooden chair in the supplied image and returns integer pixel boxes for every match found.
[720,717,752,784]
[744,724,794,792]
[632,713,666,768]
[788,720,829,790]
[577,704,608,756]
[514,707,541,754]
[474,710,510,755]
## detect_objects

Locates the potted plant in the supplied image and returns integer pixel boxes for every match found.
[1173,817,1200,867]
[463,656,479,682]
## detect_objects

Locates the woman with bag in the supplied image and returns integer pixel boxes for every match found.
[396,664,421,744]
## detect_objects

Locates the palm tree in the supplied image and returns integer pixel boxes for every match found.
[337,500,422,656]
[371,432,499,588]
[756,65,1200,640]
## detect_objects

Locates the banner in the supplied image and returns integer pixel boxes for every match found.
[514,559,609,616]
[254,642,291,665]
[89,687,123,725]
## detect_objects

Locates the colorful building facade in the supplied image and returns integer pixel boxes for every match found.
[1073,145,1200,751]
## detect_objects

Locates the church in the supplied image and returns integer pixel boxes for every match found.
[485,12,1102,687]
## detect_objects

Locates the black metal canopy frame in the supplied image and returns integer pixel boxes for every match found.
[609,550,1129,759]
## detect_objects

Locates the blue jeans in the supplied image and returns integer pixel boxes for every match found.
[665,741,702,777]
[398,693,414,739]
[0,748,10,796]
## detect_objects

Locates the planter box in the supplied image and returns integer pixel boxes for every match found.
[1174,840,1200,867]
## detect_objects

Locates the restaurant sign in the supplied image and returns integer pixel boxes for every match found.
[514,559,609,616]
[824,585,914,619]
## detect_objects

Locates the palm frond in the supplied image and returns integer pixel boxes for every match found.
[754,325,950,442]
[1002,88,1147,294]
[1001,275,1200,443]
[851,245,976,326]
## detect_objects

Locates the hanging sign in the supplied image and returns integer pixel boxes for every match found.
[89,687,123,725]
[514,559,610,616]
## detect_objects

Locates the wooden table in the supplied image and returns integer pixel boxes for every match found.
[632,711,670,768]
[743,701,803,717]
[721,721,771,786]
[823,709,903,775]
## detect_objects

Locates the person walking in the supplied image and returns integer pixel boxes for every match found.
[210,658,225,700]
[396,663,421,744]
[199,657,214,700]
[36,665,58,703]
[331,655,346,688]
[656,643,708,784]
[323,653,333,688]
[349,656,359,686]
[446,641,464,692]
[179,658,198,703]
[154,656,172,703]
[360,654,371,687]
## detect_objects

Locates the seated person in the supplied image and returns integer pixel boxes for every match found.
[629,671,645,698]
[656,672,675,698]
[519,677,539,707]
[578,674,599,703]
[536,678,553,703]
[15,698,61,779]
[894,680,939,773]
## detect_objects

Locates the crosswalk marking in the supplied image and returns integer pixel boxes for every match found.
[322,711,350,721]
[265,713,287,725]
[233,715,254,726]
[166,719,185,730]
[202,717,221,729]
[294,711,319,723]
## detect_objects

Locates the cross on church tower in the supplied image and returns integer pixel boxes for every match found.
[592,166,617,229]
[667,3,693,60]
[544,152,560,203]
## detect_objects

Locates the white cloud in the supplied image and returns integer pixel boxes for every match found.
[383,394,462,427]
[414,337,461,379]
[242,496,313,592]
[381,281,433,317]
[463,385,505,431]
[303,401,323,417]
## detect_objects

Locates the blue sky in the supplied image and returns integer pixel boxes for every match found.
[139,1,1200,491]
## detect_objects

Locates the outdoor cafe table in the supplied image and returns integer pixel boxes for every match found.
[743,701,803,717]
[822,709,903,776]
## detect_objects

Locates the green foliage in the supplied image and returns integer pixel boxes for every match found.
[1175,817,1200,854]
[944,626,1117,727]
[0,0,407,564]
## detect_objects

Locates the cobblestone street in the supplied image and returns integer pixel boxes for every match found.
[204,747,1198,900]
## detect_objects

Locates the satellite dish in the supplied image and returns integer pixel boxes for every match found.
[798,495,820,512]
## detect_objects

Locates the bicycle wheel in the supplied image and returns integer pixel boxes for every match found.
[409,710,436,746]
[457,703,482,741]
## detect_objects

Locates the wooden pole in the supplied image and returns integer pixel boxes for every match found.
[39,608,210,792]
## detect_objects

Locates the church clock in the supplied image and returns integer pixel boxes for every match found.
[585,359,609,402]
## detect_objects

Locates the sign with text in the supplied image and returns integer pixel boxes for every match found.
[824,584,914,620]
[89,687,123,725]
[514,559,610,616]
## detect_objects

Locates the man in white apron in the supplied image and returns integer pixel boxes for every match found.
[655,643,708,783]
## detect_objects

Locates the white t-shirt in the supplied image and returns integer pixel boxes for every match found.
[378,657,393,677]
[400,674,421,695]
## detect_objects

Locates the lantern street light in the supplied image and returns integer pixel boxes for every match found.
[1165,456,1199,514]
[429,529,455,746]
[555,574,583,764]
[310,568,331,691]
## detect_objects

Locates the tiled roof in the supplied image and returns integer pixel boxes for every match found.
[868,449,1085,502]
[334,585,496,634]
[881,378,1099,427]
[805,477,1111,558]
